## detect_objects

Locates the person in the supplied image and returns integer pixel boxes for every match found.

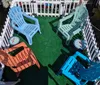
[0,62,5,84]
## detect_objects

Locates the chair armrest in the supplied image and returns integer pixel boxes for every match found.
[4,42,27,52]
[11,21,19,31]
[75,51,90,62]
[59,12,74,27]
[23,13,39,25]
[62,12,74,21]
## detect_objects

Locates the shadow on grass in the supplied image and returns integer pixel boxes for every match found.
[3,61,48,85]
[48,49,70,75]
[17,65,48,85]
[49,16,65,41]
[3,66,18,81]
[48,72,59,85]
[49,17,60,32]
[14,30,28,43]
[3,62,61,85]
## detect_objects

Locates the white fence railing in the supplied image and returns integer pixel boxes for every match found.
[11,0,83,17]
[0,17,13,48]
[82,17,100,61]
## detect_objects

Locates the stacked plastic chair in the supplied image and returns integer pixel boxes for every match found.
[57,4,88,45]
[0,42,40,75]
[8,6,41,45]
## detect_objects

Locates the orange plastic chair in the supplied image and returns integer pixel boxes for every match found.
[0,42,40,74]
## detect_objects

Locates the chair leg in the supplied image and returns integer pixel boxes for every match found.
[26,36,32,45]
[56,29,59,34]
[39,29,41,34]
[38,26,41,34]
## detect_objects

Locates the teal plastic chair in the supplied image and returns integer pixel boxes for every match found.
[57,4,88,45]
[8,6,41,45]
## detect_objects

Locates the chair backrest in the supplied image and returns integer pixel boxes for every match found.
[79,62,100,81]
[72,4,88,24]
[60,4,88,28]
[8,6,25,27]
[0,42,40,73]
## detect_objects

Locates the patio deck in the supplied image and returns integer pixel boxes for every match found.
[1,5,100,85]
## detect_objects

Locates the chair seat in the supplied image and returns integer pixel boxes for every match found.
[23,24,39,37]
[59,25,72,33]
[59,24,72,40]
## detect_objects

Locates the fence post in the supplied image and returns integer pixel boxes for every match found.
[33,0,38,15]
[60,2,65,16]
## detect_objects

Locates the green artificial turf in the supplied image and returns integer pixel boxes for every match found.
[10,16,74,85]
[35,17,73,85]
[4,16,88,85]
[3,15,89,85]
[30,17,62,66]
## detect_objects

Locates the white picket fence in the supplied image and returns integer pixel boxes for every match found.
[82,17,100,61]
[0,17,13,49]
[11,0,83,17]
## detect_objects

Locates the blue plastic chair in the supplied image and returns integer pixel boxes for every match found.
[58,51,90,85]
[8,6,41,45]
[58,51,100,85]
